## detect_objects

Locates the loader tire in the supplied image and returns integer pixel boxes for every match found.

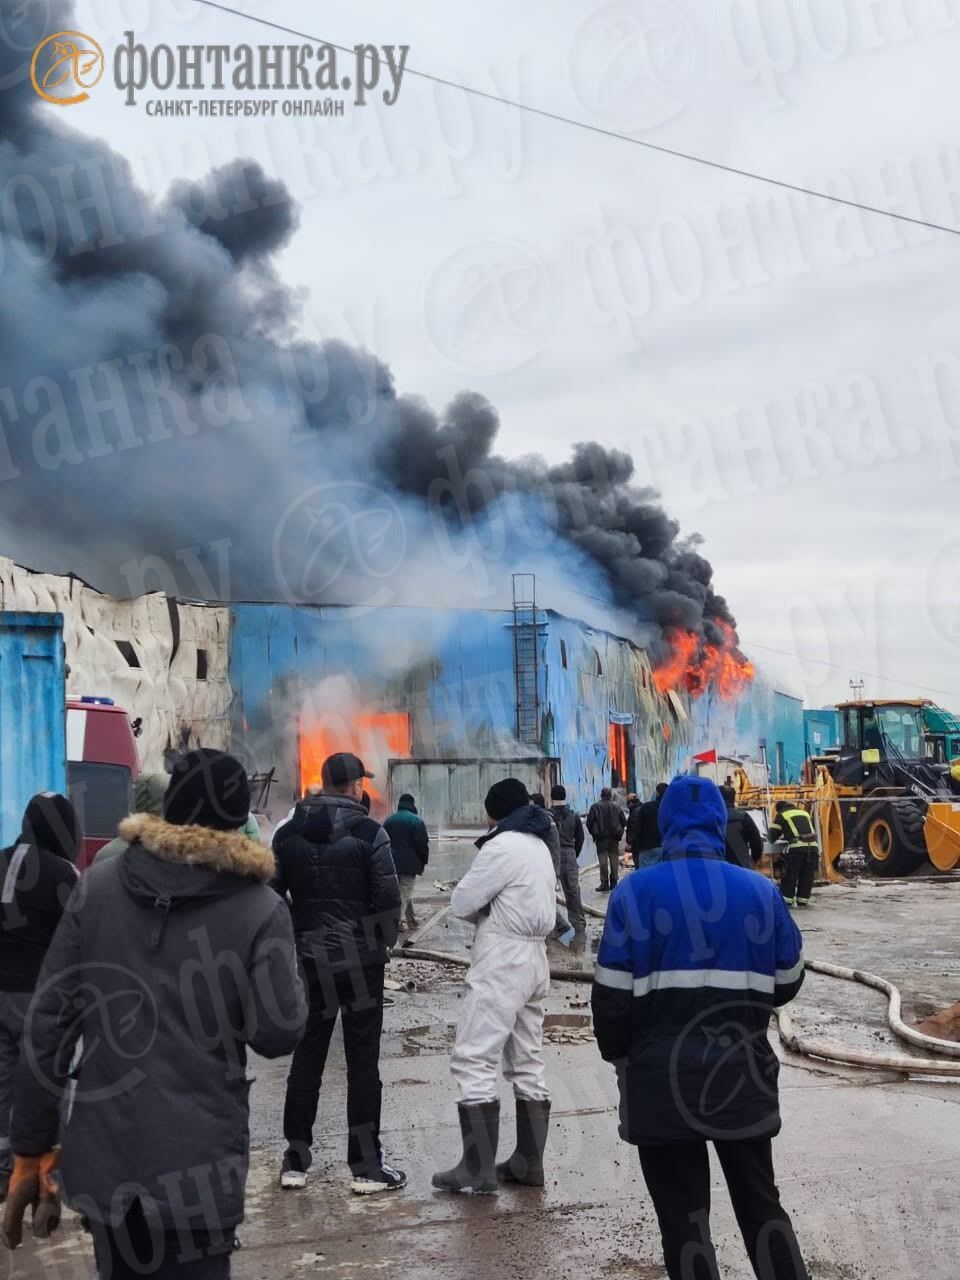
[863,799,927,877]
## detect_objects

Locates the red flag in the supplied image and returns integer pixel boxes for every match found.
[693,749,717,765]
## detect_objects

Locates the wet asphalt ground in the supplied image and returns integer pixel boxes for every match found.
[8,841,960,1279]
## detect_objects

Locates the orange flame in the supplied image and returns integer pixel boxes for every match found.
[651,631,699,696]
[299,711,412,808]
[652,623,755,702]
[609,723,629,787]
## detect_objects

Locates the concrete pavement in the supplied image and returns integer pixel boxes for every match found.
[7,847,960,1279]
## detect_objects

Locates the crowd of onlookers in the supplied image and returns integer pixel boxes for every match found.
[0,755,814,1279]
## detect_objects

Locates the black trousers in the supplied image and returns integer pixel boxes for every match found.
[595,837,621,888]
[638,1139,809,1280]
[781,847,817,901]
[283,960,385,1175]
[90,1201,232,1278]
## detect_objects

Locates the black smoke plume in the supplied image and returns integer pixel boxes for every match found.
[0,0,739,656]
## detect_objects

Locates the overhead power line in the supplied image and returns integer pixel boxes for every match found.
[185,0,960,702]
[194,0,960,239]
[742,639,960,705]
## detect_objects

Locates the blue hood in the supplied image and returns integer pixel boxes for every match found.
[658,774,726,860]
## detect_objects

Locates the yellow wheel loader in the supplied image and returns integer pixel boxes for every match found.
[739,700,960,881]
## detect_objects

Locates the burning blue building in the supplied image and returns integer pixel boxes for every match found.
[229,579,803,826]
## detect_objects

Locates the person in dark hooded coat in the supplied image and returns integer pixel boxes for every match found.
[592,775,809,1280]
[5,751,305,1278]
[0,794,79,1199]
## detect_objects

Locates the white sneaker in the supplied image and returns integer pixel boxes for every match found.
[280,1168,307,1190]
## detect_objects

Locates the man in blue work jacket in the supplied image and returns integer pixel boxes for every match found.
[592,774,809,1280]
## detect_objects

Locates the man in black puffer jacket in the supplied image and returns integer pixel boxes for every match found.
[273,753,403,1196]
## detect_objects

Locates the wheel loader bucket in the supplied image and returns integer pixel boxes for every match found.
[924,803,960,872]
[813,771,846,883]
[816,796,846,883]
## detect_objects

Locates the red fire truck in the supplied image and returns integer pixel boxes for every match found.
[66,697,141,870]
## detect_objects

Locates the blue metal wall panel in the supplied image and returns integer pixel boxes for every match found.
[733,687,806,783]
[0,613,67,847]
[804,708,841,755]
[229,605,521,802]
[539,613,679,807]
[228,602,806,806]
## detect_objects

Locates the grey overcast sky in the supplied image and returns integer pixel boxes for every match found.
[68,0,960,706]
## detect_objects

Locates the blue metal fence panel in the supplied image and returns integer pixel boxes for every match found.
[0,613,67,847]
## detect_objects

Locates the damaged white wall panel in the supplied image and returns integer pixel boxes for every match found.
[0,557,232,771]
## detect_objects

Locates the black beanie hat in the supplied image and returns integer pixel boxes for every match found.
[485,778,530,823]
[163,749,250,831]
[22,793,80,863]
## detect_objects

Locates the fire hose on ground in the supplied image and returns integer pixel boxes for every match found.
[399,947,960,1078]
[775,958,960,1077]
[401,946,595,984]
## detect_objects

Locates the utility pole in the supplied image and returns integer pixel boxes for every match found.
[849,678,864,701]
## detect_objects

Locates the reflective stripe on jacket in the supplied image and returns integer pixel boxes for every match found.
[770,808,817,849]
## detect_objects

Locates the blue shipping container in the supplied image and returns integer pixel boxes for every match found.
[0,613,67,847]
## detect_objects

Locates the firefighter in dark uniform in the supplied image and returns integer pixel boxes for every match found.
[769,801,819,908]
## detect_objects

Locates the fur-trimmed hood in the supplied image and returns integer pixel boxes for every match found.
[119,813,275,883]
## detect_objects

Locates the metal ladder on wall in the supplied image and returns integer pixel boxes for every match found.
[512,574,540,748]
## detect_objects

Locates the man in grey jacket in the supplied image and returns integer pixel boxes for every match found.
[550,785,586,933]
[4,750,306,1278]
[531,793,572,943]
